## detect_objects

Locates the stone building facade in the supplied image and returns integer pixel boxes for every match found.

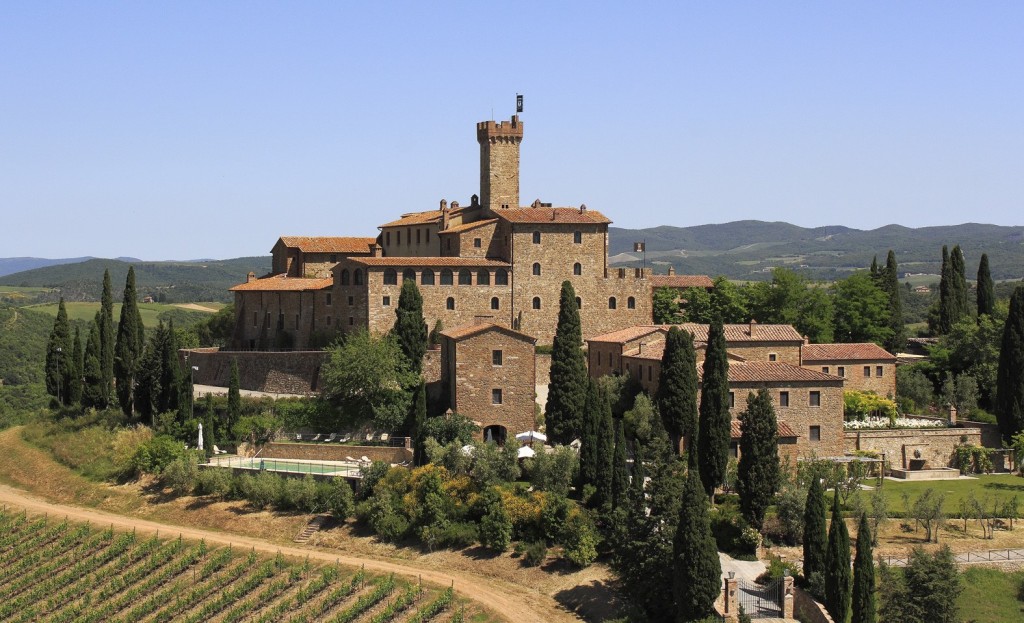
[440,322,537,443]
[800,343,897,397]
[230,114,706,349]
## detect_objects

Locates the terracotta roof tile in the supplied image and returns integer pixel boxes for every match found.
[705,361,842,384]
[649,275,715,289]
[801,343,896,362]
[676,323,805,343]
[731,420,798,439]
[588,325,666,344]
[346,257,510,268]
[378,210,444,228]
[438,219,498,234]
[277,236,378,254]
[441,322,537,343]
[230,275,333,292]
[495,207,612,224]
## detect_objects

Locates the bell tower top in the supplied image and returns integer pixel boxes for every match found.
[477,115,523,211]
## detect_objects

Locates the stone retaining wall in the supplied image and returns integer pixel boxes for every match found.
[844,427,982,469]
[180,349,328,394]
[258,442,412,464]
[793,586,834,623]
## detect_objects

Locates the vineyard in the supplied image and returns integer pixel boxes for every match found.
[0,509,475,623]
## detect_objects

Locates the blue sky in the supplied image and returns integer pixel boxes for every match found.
[2,2,1022,260]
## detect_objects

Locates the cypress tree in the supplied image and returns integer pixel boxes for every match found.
[951,245,969,320]
[977,253,995,318]
[203,414,215,458]
[100,269,115,407]
[938,245,955,334]
[656,327,698,455]
[852,512,876,623]
[157,319,181,414]
[134,325,163,424]
[545,281,587,445]
[736,388,780,528]
[44,298,72,405]
[393,279,427,374]
[595,384,615,509]
[579,379,602,497]
[114,266,145,416]
[869,255,879,280]
[227,359,242,432]
[69,326,84,406]
[825,490,852,623]
[82,317,105,409]
[411,381,427,465]
[997,286,1024,441]
[698,320,731,501]
[882,250,905,354]
[179,357,194,423]
[611,417,629,507]
[803,477,828,589]
[672,469,722,622]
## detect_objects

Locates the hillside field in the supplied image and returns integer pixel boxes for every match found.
[0,510,465,623]
[24,301,217,329]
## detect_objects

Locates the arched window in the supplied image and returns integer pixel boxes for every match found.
[573,262,582,276]
[608,297,617,309]
[532,231,541,244]
[532,263,541,276]
[532,297,541,310]
[340,269,350,285]
[440,269,453,285]
[446,297,455,310]
[458,269,472,285]
[495,268,508,285]
[477,270,490,285]
[576,297,582,309]
[627,296,636,309]
[421,269,435,285]
[490,297,500,310]
[382,268,397,285]
[402,269,416,283]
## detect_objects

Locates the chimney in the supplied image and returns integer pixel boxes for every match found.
[579,203,587,214]
[440,199,449,231]
[947,403,958,426]
[370,243,382,257]
[749,319,758,337]
[667,265,676,276]
[246,271,256,283]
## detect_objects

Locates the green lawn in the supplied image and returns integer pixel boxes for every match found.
[25,301,215,328]
[863,474,1024,512]
[0,285,54,293]
[958,567,1024,622]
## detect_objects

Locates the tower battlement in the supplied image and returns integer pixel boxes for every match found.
[476,115,524,143]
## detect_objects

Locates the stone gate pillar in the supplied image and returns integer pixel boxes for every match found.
[783,574,795,620]
[722,575,739,620]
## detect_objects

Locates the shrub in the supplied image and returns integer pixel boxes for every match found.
[161,455,200,495]
[111,425,154,478]
[280,475,319,512]
[479,496,513,552]
[434,522,479,549]
[540,494,572,543]
[241,471,282,510]
[756,553,800,584]
[773,486,806,545]
[561,511,598,568]
[132,435,189,475]
[195,467,233,498]
[319,479,354,520]
[366,495,410,542]
[357,461,392,500]
[523,540,548,567]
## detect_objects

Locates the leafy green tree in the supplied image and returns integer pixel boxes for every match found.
[680,277,748,324]
[737,388,780,528]
[44,298,72,405]
[653,286,683,324]
[227,359,241,432]
[852,512,876,623]
[479,489,512,551]
[611,417,629,507]
[321,330,415,430]
[997,286,1024,441]
[882,251,906,354]
[393,279,427,374]
[746,268,834,343]
[545,281,587,444]
[657,327,698,454]
[803,469,828,588]
[896,364,935,413]
[832,272,893,345]
[409,381,427,465]
[595,382,615,509]
[976,253,995,318]
[930,305,1005,411]
[114,266,145,416]
[672,470,722,622]
[68,326,83,405]
[82,317,105,408]
[698,321,730,501]
[824,491,851,623]
[880,547,961,623]
[99,269,115,407]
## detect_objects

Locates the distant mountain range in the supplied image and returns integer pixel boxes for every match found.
[1,221,1021,301]
[608,221,1024,281]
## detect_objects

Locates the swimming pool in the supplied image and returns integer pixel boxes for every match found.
[210,456,362,478]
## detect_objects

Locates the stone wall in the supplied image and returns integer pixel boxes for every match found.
[793,586,835,623]
[845,427,982,469]
[259,442,412,464]
[962,420,1003,448]
[180,348,327,394]
[807,360,896,396]
[535,353,551,387]
[233,288,338,351]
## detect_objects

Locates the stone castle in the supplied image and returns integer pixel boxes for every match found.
[229,115,711,349]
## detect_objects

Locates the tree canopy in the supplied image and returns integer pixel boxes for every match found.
[697,320,730,499]
[656,326,698,454]
[997,286,1024,441]
[736,388,780,527]
[393,279,427,374]
[321,330,416,431]
[545,281,587,445]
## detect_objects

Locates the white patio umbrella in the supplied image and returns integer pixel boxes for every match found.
[517,445,536,459]
[515,431,547,444]
[197,422,204,451]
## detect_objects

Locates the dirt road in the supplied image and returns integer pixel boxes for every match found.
[0,483,581,623]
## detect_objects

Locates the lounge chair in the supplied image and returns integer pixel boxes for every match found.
[339,433,351,443]
[360,456,371,463]
[311,433,321,442]
[212,445,225,455]
[345,456,357,463]
[295,433,303,441]
[365,432,375,443]
[379,433,390,444]
[325,433,337,443]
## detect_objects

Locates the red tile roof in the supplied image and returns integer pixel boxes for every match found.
[276,236,377,254]
[590,323,804,346]
[801,343,896,362]
[441,322,537,343]
[706,361,842,384]
[230,275,333,292]
[439,219,498,234]
[495,207,612,224]
[649,275,715,289]
[588,326,667,344]
[346,257,510,268]
[378,210,444,228]
[731,420,799,439]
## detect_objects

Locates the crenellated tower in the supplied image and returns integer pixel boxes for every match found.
[477,115,523,211]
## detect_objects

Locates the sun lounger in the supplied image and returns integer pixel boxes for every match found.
[360,456,371,464]
[325,433,337,442]
[295,433,303,441]
[345,456,357,463]
[339,433,351,443]
[365,432,375,442]
[379,433,390,444]
[311,433,321,442]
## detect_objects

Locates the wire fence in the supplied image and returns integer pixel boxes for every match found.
[880,548,1024,567]
[209,455,363,478]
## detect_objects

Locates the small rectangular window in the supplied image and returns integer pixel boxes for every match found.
[416,229,421,244]
[330,254,337,263]
[397,231,401,246]
[492,350,503,366]
[810,391,821,407]
[474,238,482,248]
[821,366,829,374]
[876,366,884,377]
[327,316,332,325]
[532,231,541,244]
[780,391,789,407]
[768,353,777,362]
[326,292,332,306]
[253,311,258,327]
[838,366,845,377]
[295,314,299,329]
[648,366,652,381]
[597,352,602,366]
[386,231,391,246]
[810,426,821,442]
[348,296,354,306]
[348,317,354,326]
[573,231,582,244]
[864,366,871,378]
[492,388,503,405]
[729,392,735,408]
[382,296,391,306]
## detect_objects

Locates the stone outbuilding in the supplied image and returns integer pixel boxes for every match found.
[801,342,897,397]
[439,321,537,444]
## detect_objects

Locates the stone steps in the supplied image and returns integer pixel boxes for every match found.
[293,514,330,543]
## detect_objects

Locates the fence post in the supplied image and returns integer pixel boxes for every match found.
[782,574,795,619]
[722,575,738,619]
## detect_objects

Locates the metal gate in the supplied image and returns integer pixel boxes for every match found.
[736,578,783,619]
